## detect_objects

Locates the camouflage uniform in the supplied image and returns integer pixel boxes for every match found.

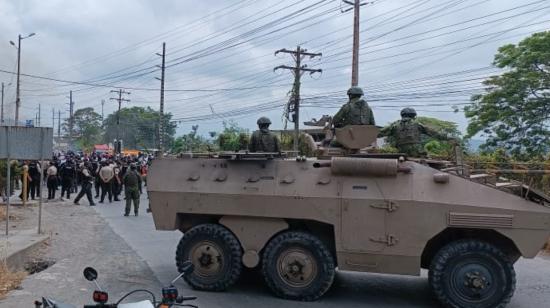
[379,108,441,157]
[123,167,142,216]
[249,117,280,152]
[332,87,375,128]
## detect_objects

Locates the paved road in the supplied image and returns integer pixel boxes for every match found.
[93,194,550,307]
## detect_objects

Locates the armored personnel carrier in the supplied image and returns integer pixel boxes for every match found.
[148,125,550,308]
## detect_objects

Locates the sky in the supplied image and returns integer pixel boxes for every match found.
[0,0,548,138]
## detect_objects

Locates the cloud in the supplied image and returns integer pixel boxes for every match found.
[0,0,547,136]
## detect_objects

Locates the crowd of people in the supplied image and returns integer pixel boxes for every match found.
[17,151,153,216]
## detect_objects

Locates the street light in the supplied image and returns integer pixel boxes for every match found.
[10,32,37,125]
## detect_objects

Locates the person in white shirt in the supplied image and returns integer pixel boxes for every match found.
[46,163,58,200]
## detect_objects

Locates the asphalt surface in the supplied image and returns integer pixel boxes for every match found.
[91,193,550,308]
[0,200,160,307]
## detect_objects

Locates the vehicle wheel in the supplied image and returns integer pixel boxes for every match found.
[429,239,516,308]
[261,231,335,301]
[176,224,242,291]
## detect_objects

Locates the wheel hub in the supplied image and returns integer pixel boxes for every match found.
[190,241,223,277]
[450,260,496,301]
[277,248,317,288]
[465,272,488,290]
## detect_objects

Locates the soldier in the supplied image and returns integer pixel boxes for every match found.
[332,86,375,128]
[60,159,76,200]
[379,107,444,157]
[249,117,280,153]
[28,161,41,200]
[123,163,142,217]
[112,162,122,202]
[74,162,96,206]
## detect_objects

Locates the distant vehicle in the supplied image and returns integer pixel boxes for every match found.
[148,125,550,307]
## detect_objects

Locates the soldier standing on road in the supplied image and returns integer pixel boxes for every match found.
[123,163,142,217]
[249,117,280,153]
[99,161,114,203]
[92,160,101,198]
[28,161,41,200]
[60,159,76,200]
[112,163,122,201]
[74,163,96,206]
[379,107,444,157]
[332,86,375,128]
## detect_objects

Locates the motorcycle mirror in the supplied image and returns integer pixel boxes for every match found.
[83,267,98,281]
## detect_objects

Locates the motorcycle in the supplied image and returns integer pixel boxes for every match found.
[35,261,197,308]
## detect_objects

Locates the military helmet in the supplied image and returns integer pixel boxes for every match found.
[347,86,364,96]
[257,117,272,125]
[401,107,417,118]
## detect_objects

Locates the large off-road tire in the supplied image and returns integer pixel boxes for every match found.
[261,231,335,301]
[176,224,243,291]
[429,239,516,308]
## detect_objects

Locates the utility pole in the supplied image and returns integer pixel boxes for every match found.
[101,99,105,121]
[68,91,74,145]
[1,82,5,125]
[14,36,21,125]
[342,0,368,86]
[37,103,41,126]
[10,33,36,125]
[155,42,166,156]
[110,89,130,153]
[57,110,61,137]
[274,46,322,152]
[52,108,55,130]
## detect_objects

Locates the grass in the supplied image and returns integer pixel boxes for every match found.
[1,206,26,299]
[0,262,27,299]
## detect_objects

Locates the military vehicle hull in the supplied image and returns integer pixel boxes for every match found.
[148,156,550,307]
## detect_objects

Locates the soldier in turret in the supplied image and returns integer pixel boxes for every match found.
[332,86,375,128]
[249,117,280,153]
[379,107,444,157]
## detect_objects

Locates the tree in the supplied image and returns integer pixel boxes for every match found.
[217,121,249,151]
[465,31,550,159]
[103,107,176,150]
[63,107,103,150]
[172,125,214,153]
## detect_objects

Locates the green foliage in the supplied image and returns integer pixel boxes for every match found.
[0,160,22,196]
[416,116,460,138]
[172,125,214,153]
[63,107,103,151]
[465,31,550,159]
[424,140,453,158]
[217,121,249,151]
[103,107,176,150]
[376,145,399,154]
[279,133,316,156]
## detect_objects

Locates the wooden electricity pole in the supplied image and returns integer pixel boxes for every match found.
[275,46,322,152]
[155,42,166,156]
[110,89,130,153]
[68,91,74,145]
[343,0,369,86]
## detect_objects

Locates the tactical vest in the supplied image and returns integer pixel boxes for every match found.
[348,99,373,125]
[253,131,278,152]
[395,120,421,146]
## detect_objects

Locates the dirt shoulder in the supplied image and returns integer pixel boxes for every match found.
[0,200,162,307]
